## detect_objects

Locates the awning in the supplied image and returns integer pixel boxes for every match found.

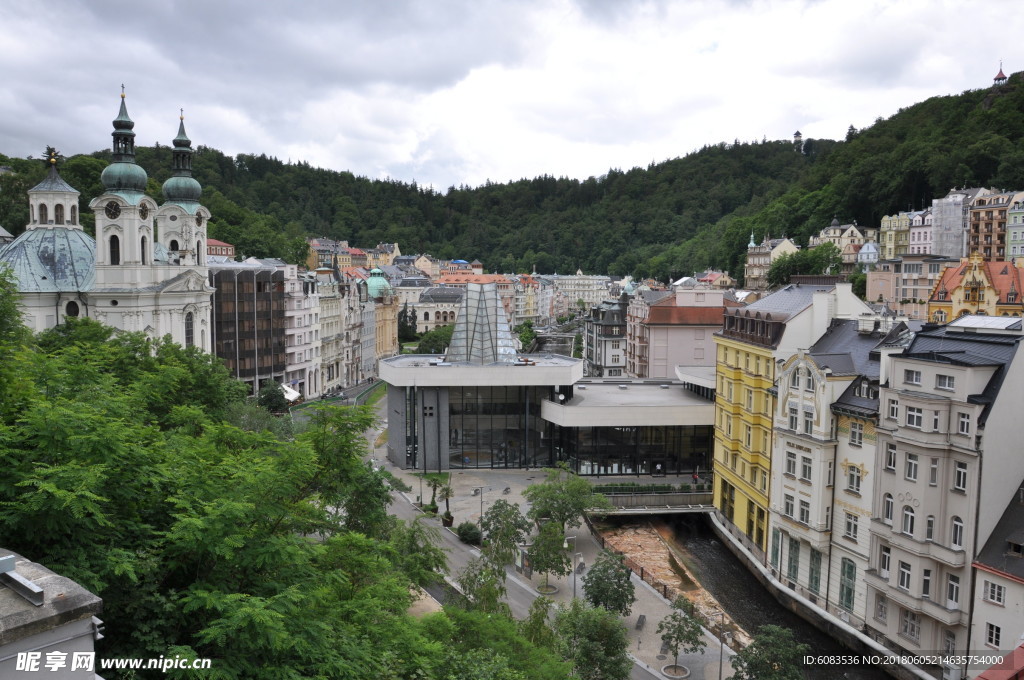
[281,384,302,402]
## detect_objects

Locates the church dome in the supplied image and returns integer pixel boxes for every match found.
[366,268,393,298]
[162,175,202,202]
[0,226,95,292]
[101,161,148,193]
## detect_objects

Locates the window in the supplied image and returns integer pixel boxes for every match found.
[770,528,780,567]
[141,236,148,265]
[65,301,79,318]
[109,235,120,265]
[986,623,1002,648]
[784,494,794,518]
[922,569,932,599]
[875,594,888,622]
[904,369,922,385]
[951,517,964,549]
[958,412,971,435]
[947,574,960,609]
[929,458,939,486]
[888,399,899,420]
[826,461,834,486]
[809,549,821,594]
[790,368,801,388]
[882,494,894,523]
[933,411,940,431]
[905,453,919,481]
[184,312,194,348]
[745,425,752,448]
[844,512,858,540]
[850,422,863,446]
[906,406,923,428]
[803,412,813,435]
[936,374,955,390]
[885,443,896,471]
[984,581,1006,605]
[898,561,912,590]
[900,609,921,642]
[799,500,810,524]
[805,372,815,391]
[839,559,855,611]
[902,506,915,536]
[846,466,861,494]
[800,457,812,482]
[926,515,935,541]
[746,389,753,410]
[39,204,47,223]
[880,545,891,577]
[789,407,798,431]
[787,539,799,580]
[953,461,967,491]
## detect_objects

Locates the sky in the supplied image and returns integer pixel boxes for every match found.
[1,0,1021,190]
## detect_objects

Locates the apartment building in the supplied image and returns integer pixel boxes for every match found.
[1007,199,1024,259]
[584,293,629,377]
[931,188,988,260]
[867,255,960,319]
[909,210,934,255]
[282,266,321,399]
[865,316,1024,680]
[768,316,913,630]
[714,282,872,556]
[969,192,1023,263]
[743,235,799,290]
[927,252,1024,323]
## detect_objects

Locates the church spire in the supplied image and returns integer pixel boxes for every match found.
[101,88,148,193]
[162,110,202,204]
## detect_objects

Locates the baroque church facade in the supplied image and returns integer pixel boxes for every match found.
[0,94,213,350]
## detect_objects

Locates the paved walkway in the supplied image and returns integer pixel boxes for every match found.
[365,417,736,679]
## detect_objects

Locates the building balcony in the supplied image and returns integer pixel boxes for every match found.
[865,570,966,626]
[870,519,966,567]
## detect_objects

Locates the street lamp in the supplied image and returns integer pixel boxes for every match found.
[711,610,726,680]
[474,486,486,536]
[563,535,580,597]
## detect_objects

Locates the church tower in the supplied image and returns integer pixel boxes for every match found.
[156,111,211,268]
[87,92,213,350]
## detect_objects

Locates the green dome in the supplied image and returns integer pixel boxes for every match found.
[101,161,148,193]
[162,175,202,203]
[367,268,393,298]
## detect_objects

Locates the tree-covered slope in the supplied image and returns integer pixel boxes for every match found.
[4,72,1024,283]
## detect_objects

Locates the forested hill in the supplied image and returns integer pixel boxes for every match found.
[2,72,1023,282]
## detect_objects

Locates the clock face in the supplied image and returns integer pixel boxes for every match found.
[195,214,204,227]
[139,204,149,220]
[105,201,121,219]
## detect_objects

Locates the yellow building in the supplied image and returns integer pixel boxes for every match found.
[927,251,1024,322]
[714,332,775,553]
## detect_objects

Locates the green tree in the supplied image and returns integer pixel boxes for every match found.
[513,320,537,350]
[552,599,632,680]
[443,648,527,680]
[416,324,454,354]
[528,521,572,593]
[730,624,811,680]
[657,597,707,676]
[581,550,635,617]
[457,557,509,614]
[256,380,289,412]
[481,499,532,572]
[848,270,867,299]
[398,303,419,342]
[524,465,611,532]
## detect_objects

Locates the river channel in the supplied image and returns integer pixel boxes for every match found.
[661,516,892,680]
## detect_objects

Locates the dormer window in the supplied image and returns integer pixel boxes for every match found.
[1008,541,1023,557]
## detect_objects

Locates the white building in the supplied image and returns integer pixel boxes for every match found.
[282,266,321,399]
[0,97,213,349]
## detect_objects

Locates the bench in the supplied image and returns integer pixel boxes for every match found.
[635,614,646,631]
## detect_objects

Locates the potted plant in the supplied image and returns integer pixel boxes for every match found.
[440,484,455,527]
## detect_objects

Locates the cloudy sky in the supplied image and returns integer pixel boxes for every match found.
[1,0,1020,189]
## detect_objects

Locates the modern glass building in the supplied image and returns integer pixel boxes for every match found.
[380,283,714,475]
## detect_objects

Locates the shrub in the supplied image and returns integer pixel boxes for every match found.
[456,521,482,545]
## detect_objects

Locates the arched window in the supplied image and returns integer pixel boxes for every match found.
[65,301,79,317]
[55,204,64,224]
[169,239,179,253]
[902,506,915,536]
[185,312,194,347]
[109,235,120,265]
[141,236,148,265]
[39,204,48,224]
[882,494,893,523]
[71,205,77,224]
[424,312,430,321]
[951,517,964,549]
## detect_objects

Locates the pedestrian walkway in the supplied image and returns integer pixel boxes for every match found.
[364,413,736,679]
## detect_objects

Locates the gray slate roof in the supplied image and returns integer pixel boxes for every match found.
[975,486,1024,581]
[419,287,465,303]
[29,164,78,194]
[0,226,95,292]
[743,283,833,319]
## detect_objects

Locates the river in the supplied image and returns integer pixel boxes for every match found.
[666,516,892,680]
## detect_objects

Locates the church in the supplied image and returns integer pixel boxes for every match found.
[0,93,213,350]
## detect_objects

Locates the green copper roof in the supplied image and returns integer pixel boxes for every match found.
[162,115,202,205]
[104,93,147,192]
[0,226,95,292]
[366,268,393,298]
